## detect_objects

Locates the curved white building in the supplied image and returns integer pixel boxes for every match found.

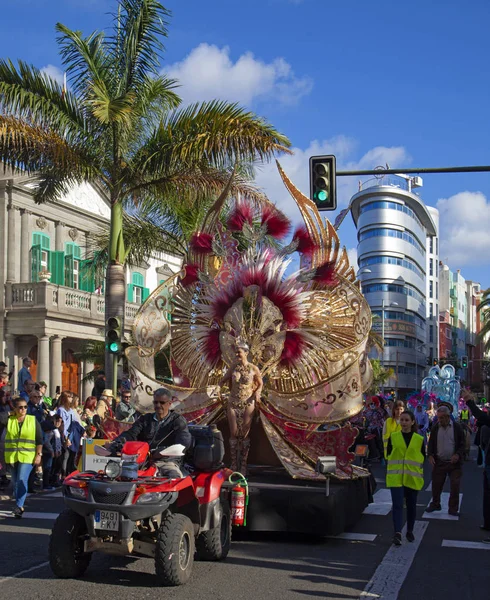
[350,175,438,393]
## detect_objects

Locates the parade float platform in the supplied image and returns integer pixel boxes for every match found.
[239,465,376,537]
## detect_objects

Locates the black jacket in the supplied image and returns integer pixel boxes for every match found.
[428,420,465,461]
[110,411,192,455]
[467,400,490,466]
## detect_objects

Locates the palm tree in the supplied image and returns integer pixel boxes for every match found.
[477,287,490,354]
[0,0,291,385]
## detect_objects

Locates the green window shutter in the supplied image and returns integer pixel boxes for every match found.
[79,259,95,292]
[32,233,41,247]
[65,254,74,288]
[73,244,81,259]
[49,251,65,285]
[142,287,150,302]
[40,235,50,250]
[132,272,144,287]
[127,283,134,303]
[31,245,41,282]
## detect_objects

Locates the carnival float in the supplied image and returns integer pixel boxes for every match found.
[105,163,375,535]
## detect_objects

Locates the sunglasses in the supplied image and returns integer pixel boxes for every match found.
[153,400,170,405]
[17,405,28,410]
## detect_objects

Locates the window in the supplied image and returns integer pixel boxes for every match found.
[429,302,433,317]
[362,283,426,307]
[31,232,51,282]
[435,238,438,255]
[429,237,433,253]
[359,255,425,279]
[73,259,80,290]
[429,281,433,299]
[359,201,424,229]
[358,228,425,255]
[429,259,433,276]
[372,310,425,328]
[128,272,149,305]
[429,325,434,343]
[436,282,438,300]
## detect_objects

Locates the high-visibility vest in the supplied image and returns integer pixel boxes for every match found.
[460,409,469,420]
[4,415,37,465]
[386,431,424,491]
[383,418,401,458]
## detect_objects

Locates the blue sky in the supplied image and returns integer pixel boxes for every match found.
[1,0,489,288]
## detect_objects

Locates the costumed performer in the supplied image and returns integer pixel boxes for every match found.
[218,341,263,475]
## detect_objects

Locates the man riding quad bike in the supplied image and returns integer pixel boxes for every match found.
[49,387,232,586]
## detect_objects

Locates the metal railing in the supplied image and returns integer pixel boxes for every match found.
[359,174,409,192]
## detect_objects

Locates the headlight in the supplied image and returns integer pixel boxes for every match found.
[69,486,87,499]
[136,492,166,504]
[105,460,122,480]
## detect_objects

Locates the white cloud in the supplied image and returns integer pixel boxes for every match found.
[347,247,358,270]
[166,43,313,107]
[40,64,64,85]
[437,191,490,267]
[254,137,412,223]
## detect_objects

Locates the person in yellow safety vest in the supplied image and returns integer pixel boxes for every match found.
[386,410,425,546]
[382,400,405,459]
[460,406,470,424]
[0,396,43,518]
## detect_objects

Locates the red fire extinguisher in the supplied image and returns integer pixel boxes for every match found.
[229,473,248,527]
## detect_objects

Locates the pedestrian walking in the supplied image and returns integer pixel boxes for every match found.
[382,400,404,458]
[465,394,490,541]
[426,405,465,516]
[56,392,77,477]
[0,396,43,517]
[386,410,425,546]
[17,357,32,394]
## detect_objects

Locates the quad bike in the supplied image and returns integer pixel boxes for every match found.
[49,425,232,586]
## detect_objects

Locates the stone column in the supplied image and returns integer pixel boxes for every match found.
[55,221,64,252]
[5,334,18,390]
[20,209,31,283]
[6,202,16,283]
[50,335,63,396]
[37,335,50,390]
[83,359,95,399]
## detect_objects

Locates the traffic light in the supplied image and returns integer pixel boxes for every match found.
[309,155,337,211]
[462,356,468,368]
[106,317,122,354]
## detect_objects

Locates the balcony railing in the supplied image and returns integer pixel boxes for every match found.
[7,282,142,325]
[359,174,410,192]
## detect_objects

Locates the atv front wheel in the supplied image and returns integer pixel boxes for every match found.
[155,513,195,586]
[196,499,231,561]
[49,509,91,578]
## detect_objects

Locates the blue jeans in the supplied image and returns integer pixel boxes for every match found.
[8,462,34,509]
[390,486,418,534]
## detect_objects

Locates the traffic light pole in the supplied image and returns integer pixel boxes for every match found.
[336,165,490,177]
[112,353,118,400]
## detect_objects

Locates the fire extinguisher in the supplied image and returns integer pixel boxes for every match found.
[229,473,248,527]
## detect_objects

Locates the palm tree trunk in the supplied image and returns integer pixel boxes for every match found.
[105,200,126,390]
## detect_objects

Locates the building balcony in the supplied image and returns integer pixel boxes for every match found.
[5,281,141,326]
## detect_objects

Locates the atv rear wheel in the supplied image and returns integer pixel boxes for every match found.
[49,509,91,578]
[155,513,195,586]
[196,499,231,561]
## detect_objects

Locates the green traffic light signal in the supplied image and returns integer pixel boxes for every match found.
[106,316,122,355]
[309,155,337,211]
[109,341,120,353]
[315,190,328,202]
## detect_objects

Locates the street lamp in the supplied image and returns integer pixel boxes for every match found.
[415,342,426,391]
[381,299,399,393]
[356,267,372,277]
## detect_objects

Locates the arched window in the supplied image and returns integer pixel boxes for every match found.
[31,232,50,282]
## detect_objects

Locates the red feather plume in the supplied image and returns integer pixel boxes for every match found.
[203,329,221,365]
[189,232,213,254]
[280,331,306,366]
[180,264,199,288]
[261,205,291,239]
[312,261,338,287]
[292,226,317,256]
[226,202,254,232]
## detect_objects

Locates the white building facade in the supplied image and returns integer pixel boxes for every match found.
[0,175,180,398]
[350,174,438,394]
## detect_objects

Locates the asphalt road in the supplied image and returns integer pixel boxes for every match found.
[1,451,488,600]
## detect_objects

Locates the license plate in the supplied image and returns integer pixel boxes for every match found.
[94,510,119,531]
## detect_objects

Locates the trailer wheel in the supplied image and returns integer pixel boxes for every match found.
[155,513,195,586]
[49,509,91,578]
[196,499,231,561]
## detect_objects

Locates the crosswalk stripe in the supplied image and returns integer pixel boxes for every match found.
[422,492,462,520]
[442,540,490,550]
[363,488,392,515]
[329,532,377,542]
[0,511,59,520]
[425,482,432,492]
[360,521,428,600]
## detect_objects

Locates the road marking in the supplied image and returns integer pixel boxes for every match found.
[442,540,490,551]
[328,532,377,542]
[425,482,432,492]
[422,493,462,520]
[359,521,428,600]
[363,488,392,515]
[0,511,58,520]
[0,561,50,583]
